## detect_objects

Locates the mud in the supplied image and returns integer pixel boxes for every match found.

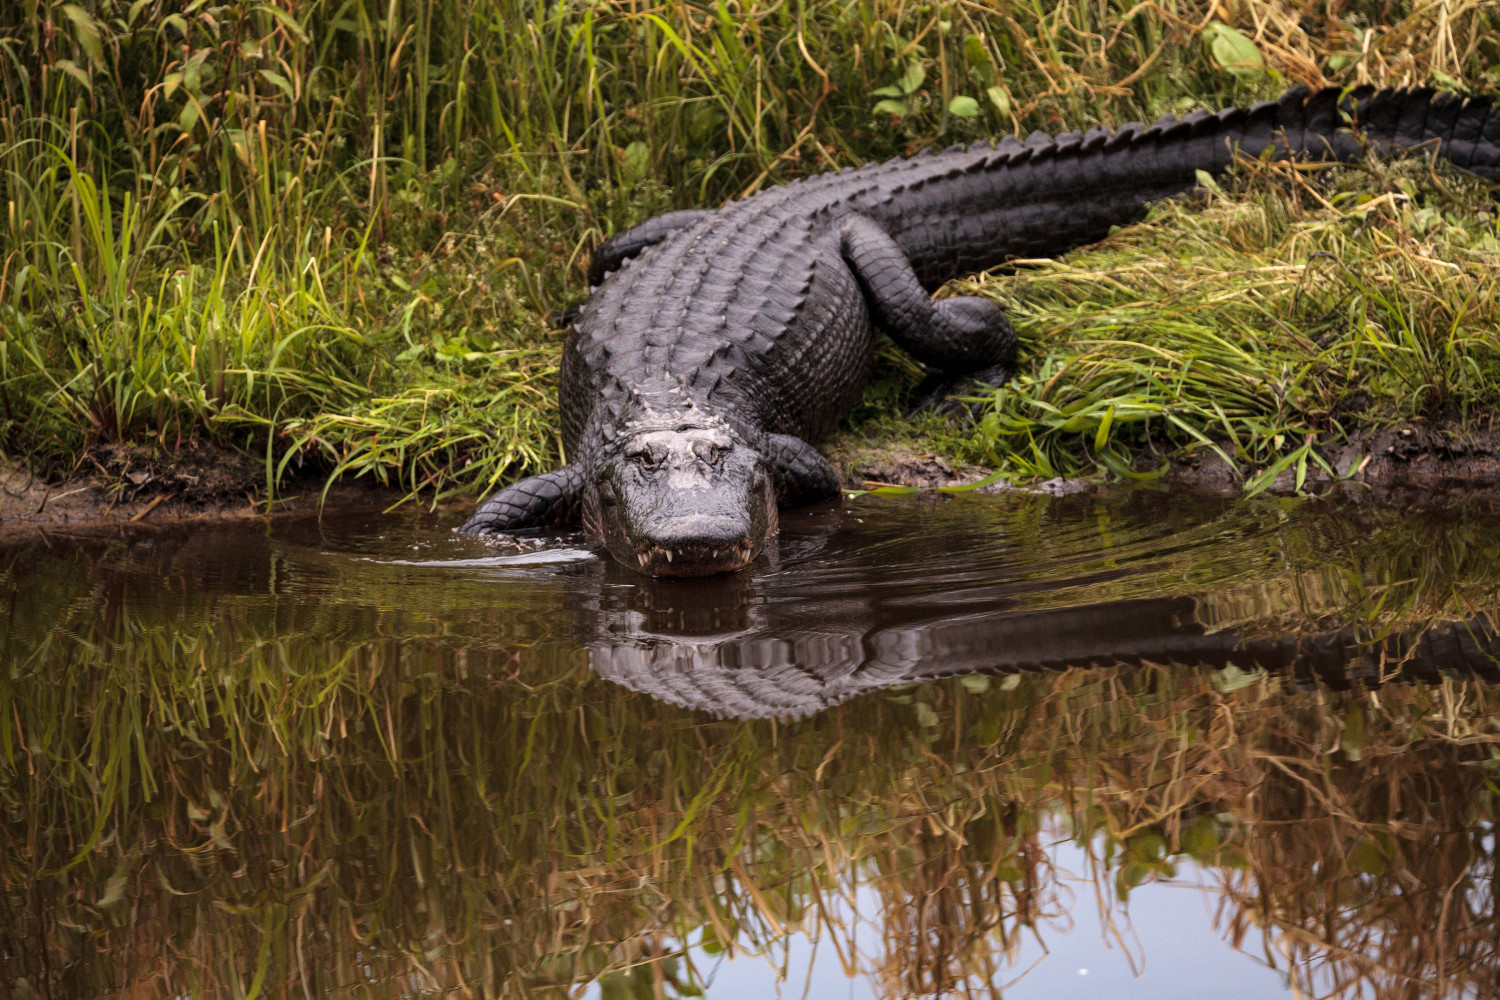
[6,419,1499,533]
[0,443,406,533]
[1158,423,1500,497]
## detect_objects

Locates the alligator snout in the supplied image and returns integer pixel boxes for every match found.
[632,516,758,576]
[585,422,778,577]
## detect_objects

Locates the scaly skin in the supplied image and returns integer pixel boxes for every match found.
[586,595,1500,719]
[461,86,1500,575]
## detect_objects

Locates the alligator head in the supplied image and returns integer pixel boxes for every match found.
[581,389,776,577]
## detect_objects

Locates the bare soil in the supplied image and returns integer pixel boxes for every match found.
[0,443,405,534]
[830,420,1500,499]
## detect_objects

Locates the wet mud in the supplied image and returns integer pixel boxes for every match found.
[7,415,1500,536]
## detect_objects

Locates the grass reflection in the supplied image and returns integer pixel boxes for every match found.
[2,498,1500,998]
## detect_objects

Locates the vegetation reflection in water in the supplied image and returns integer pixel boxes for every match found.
[3,491,1500,998]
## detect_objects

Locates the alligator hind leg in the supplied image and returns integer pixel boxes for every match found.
[839,215,1017,403]
[588,210,712,285]
[460,465,586,535]
[767,434,841,506]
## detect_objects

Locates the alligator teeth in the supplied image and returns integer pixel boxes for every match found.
[638,552,648,567]
[664,549,673,562]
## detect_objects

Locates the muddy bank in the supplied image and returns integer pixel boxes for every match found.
[832,421,1500,500]
[0,444,408,533]
[1157,423,1500,497]
[6,420,1499,533]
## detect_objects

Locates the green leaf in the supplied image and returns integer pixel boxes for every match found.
[869,84,905,98]
[963,34,987,67]
[1351,838,1387,876]
[1195,168,1224,196]
[1203,22,1266,81]
[899,60,926,95]
[61,5,105,71]
[1180,814,1222,857]
[1209,662,1265,693]
[947,95,981,118]
[872,98,908,118]
[622,140,649,182]
[159,13,190,39]
[258,70,294,99]
[986,85,1011,119]
[51,58,93,91]
[253,2,311,43]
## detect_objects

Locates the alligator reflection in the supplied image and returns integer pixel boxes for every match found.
[578,495,1500,718]
[3,492,1500,998]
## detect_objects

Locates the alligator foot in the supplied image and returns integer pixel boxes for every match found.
[767,434,841,505]
[459,465,586,535]
[549,304,582,330]
[839,216,1017,373]
[910,362,1014,419]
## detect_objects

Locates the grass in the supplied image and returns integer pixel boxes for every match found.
[945,155,1500,485]
[2,0,1499,501]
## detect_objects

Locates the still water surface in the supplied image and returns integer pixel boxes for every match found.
[3,489,1500,998]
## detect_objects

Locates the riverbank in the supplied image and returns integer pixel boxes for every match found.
[3,1,1498,524]
[0,448,406,531]
[9,412,1500,534]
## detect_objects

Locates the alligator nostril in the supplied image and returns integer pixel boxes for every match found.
[693,440,727,466]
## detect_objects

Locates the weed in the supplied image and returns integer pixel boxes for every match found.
[1,0,1498,497]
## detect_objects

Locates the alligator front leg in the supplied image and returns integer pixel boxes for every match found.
[767,434,841,506]
[459,465,586,535]
[838,215,1017,388]
[588,210,712,285]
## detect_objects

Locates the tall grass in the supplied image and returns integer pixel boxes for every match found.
[1,0,1498,495]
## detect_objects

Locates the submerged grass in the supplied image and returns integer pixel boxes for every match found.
[1,0,1499,497]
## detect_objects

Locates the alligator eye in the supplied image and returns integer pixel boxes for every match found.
[630,449,663,472]
[695,442,726,466]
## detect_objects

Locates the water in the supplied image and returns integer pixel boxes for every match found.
[3,489,1500,998]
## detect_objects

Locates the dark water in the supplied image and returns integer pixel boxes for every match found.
[3,489,1500,998]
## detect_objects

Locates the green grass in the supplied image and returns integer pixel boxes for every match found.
[945,155,1500,485]
[1,0,1499,499]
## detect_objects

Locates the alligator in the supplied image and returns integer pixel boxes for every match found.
[570,498,1500,717]
[461,85,1500,576]
[588,594,1500,720]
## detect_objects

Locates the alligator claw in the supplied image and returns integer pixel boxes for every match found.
[910,366,1012,421]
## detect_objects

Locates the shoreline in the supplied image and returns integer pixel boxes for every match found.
[6,418,1499,534]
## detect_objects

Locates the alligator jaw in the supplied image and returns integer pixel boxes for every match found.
[632,537,758,577]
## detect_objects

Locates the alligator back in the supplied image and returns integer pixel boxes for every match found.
[565,86,1500,448]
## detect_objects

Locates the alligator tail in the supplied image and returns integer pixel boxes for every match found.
[879,85,1500,283]
[1255,85,1499,179]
